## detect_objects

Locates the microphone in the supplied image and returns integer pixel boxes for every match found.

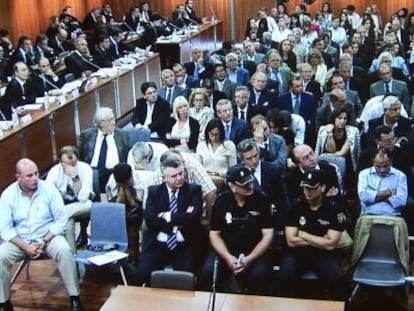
[207,256,219,311]
[168,22,182,32]
[81,55,102,71]
[123,20,137,34]
[185,16,200,26]
[41,74,61,90]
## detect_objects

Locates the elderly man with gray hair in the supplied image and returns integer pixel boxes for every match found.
[365,95,414,148]
[78,107,129,194]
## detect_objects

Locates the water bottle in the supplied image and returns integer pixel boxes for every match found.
[11,108,19,127]
[44,91,50,109]
[211,15,216,25]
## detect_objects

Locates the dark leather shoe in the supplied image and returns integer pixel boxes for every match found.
[70,297,82,311]
[76,233,88,248]
[0,300,14,311]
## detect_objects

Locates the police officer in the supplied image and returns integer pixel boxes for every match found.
[200,165,274,295]
[276,169,348,300]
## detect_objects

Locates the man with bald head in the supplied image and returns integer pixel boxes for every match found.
[0,159,82,311]
[315,88,357,131]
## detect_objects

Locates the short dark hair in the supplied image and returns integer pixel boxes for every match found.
[141,81,157,94]
[113,163,132,183]
[204,118,225,143]
[374,124,393,140]
[57,145,79,160]
[329,106,349,124]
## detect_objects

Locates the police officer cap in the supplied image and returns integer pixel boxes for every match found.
[227,165,254,186]
[300,169,325,189]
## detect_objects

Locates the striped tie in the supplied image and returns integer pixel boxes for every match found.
[166,190,178,250]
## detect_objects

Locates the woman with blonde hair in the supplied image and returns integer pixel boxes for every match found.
[306,48,327,89]
[162,96,200,151]
[188,88,214,142]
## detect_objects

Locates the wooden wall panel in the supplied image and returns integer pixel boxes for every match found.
[3,0,414,49]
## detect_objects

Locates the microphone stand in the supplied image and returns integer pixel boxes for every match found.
[81,55,102,71]
[207,256,218,311]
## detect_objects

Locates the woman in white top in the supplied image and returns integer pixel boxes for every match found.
[188,88,214,142]
[196,118,237,179]
[163,96,200,152]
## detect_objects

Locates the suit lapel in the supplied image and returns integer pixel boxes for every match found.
[88,129,98,162]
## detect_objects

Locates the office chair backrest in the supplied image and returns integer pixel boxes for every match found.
[125,128,151,148]
[65,73,75,83]
[150,270,195,290]
[361,223,400,262]
[90,202,128,252]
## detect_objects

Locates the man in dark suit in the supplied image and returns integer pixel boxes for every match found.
[131,81,171,138]
[124,6,141,32]
[365,95,414,148]
[315,88,357,131]
[299,63,322,104]
[157,68,187,106]
[248,71,277,117]
[233,86,257,123]
[370,63,410,115]
[172,62,199,92]
[7,35,36,76]
[3,62,37,116]
[136,157,203,285]
[338,60,368,104]
[184,46,214,80]
[278,77,317,127]
[108,27,138,59]
[78,107,129,194]
[33,34,55,64]
[92,35,115,68]
[49,29,70,55]
[82,7,102,30]
[65,38,99,79]
[202,78,227,115]
[216,99,252,146]
[286,144,342,203]
[32,57,65,96]
[212,63,236,101]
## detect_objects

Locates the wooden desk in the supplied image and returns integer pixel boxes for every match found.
[100,286,344,311]
[156,21,223,68]
[0,54,161,192]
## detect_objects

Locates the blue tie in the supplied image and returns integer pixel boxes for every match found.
[224,123,230,140]
[97,134,108,169]
[166,190,178,250]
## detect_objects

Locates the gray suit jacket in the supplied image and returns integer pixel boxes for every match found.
[214,79,236,101]
[78,127,129,166]
[370,79,409,112]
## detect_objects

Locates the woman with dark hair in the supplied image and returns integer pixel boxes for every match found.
[289,14,301,29]
[277,3,288,16]
[321,2,332,25]
[361,14,377,42]
[245,18,258,41]
[278,39,297,72]
[339,11,353,35]
[256,17,268,42]
[195,118,237,180]
[139,1,153,24]
[315,106,360,195]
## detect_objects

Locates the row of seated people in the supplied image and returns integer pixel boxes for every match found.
[0,87,412,309]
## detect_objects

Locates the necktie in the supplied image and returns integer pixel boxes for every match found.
[344,80,349,90]
[293,95,300,114]
[193,63,199,79]
[240,110,245,121]
[166,88,172,105]
[385,83,390,96]
[166,190,178,250]
[224,123,230,140]
[97,134,108,169]
[274,70,283,95]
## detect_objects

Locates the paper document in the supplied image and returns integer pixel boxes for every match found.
[87,250,128,266]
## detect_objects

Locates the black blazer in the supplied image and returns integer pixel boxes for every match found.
[162,116,200,151]
[64,52,98,79]
[31,72,66,96]
[143,182,203,251]
[248,87,277,116]
[92,45,115,68]
[3,77,37,109]
[184,60,214,80]
[233,104,257,123]
[365,116,414,148]
[131,97,171,137]
[78,127,129,165]
[228,118,252,146]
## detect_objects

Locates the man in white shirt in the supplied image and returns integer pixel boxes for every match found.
[46,146,93,250]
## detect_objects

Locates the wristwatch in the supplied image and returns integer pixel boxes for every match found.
[72,175,80,182]
[42,238,49,246]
